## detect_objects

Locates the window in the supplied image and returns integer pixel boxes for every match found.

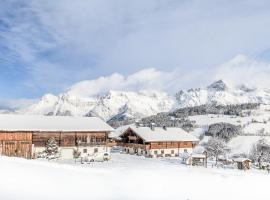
[96,138,102,143]
[154,151,158,154]
[161,150,164,154]
[83,149,87,153]
[94,148,98,153]
[91,137,96,143]
[81,135,87,143]
[171,150,174,154]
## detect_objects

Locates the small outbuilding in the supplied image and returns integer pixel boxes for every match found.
[181,153,207,167]
[234,158,252,170]
[218,155,233,165]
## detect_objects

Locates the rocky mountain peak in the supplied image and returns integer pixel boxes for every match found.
[207,80,228,91]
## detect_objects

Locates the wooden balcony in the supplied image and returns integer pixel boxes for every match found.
[118,142,150,150]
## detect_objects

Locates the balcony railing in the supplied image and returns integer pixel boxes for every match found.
[118,142,150,150]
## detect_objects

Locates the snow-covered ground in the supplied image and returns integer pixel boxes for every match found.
[188,105,270,155]
[0,153,269,200]
[228,136,270,155]
[189,105,270,132]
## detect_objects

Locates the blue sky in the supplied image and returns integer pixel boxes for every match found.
[1,0,270,105]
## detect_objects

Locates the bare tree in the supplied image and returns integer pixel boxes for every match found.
[249,138,270,168]
[206,137,227,165]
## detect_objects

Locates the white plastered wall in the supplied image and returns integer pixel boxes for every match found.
[33,145,111,159]
[124,146,193,158]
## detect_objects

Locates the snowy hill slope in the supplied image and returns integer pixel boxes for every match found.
[18,80,270,122]
[188,104,270,155]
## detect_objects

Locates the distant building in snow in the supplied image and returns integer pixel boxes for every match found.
[233,158,252,170]
[114,124,199,158]
[0,114,114,159]
[180,146,207,167]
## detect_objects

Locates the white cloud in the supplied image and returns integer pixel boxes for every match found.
[2,0,270,97]
[215,54,270,88]
[69,55,270,98]
[2,53,270,108]
[68,68,177,97]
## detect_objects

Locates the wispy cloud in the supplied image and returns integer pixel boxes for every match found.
[68,67,215,97]
[69,54,270,97]
[1,0,270,98]
[0,98,37,110]
[216,54,270,89]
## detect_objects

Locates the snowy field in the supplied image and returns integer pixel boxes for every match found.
[187,105,270,155]
[0,153,269,200]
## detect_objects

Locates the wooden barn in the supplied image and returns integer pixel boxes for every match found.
[115,124,199,158]
[0,114,114,159]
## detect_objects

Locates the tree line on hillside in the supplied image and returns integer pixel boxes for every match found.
[172,103,259,118]
[108,103,259,131]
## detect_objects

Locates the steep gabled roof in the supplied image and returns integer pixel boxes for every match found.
[119,125,199,142]
[0,114,114,132]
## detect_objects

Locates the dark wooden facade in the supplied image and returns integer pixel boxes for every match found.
[0,131,110,159]
[32,132,108,147]
[149,141,194,149]
[120,128,195,150]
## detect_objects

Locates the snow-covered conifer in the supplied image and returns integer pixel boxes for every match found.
[45,137,59,159]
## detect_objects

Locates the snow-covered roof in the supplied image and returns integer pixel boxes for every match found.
[192,146,206,154]
[0,114,114,132]
[109,124,131,139]
[191,154,206,158]
[119,125,199,142]
[233,158,251,162]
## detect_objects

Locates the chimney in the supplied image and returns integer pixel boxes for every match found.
[150,123,155,131]
[163,125,167,130]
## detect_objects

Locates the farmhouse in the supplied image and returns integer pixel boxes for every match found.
[0,114,114,159]
[117,124,199,158]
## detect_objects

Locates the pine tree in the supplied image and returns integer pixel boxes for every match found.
[45,137,59,159]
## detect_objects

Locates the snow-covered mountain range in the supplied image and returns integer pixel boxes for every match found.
[17,80,270,122]
[175,80,270,108]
